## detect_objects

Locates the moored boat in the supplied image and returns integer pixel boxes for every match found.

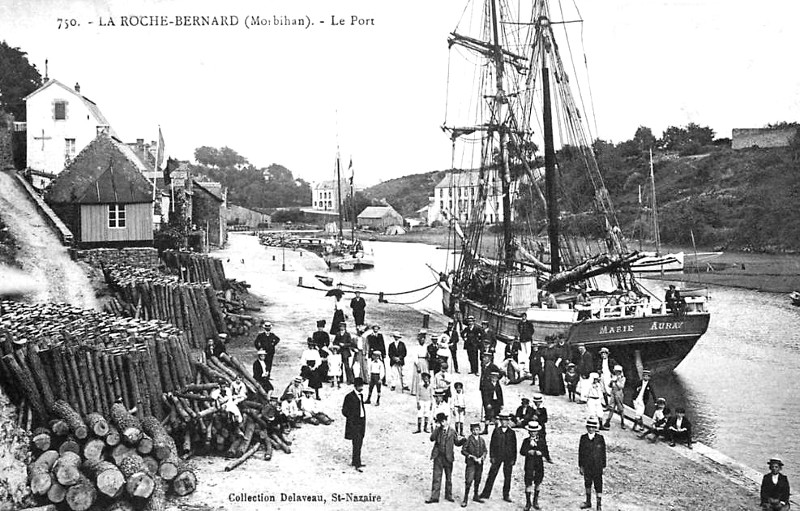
[791,291,800,306]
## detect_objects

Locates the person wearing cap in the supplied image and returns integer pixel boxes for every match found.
[432,389,450,423]
[254,322,280,373]
[450,381,466,436]
[480,370,504,432]
[640,397,670,442]
[480,321,497,362]
[415,372,434,433]
[312,319,331,350]
[575,343,594,403]
[565,362,580,402]
[586,373,606,430]
[282,376,305,402]
[461,422,488,506]
[517,316,534,360]
[512,397,534,429]
[502,337,524,384]
[761,457,791,510]
[301,338,324,400]
[595,347,617,406]
[280,392,303,428]
[520,421,549,511]
[603,365,626,430]
[365,350,385,406]
[328,345,343,388]
[411,329,431,397]
[530,394,550,452]
[426,412,466,504]
[252,349,273,395]
[529,342,544,389]
[388,331,408,392]
[299,387,334,425]
[478,413,516,502]
[366,325,387,384]
[350,291,367,328]
[341,377,368,471]
[665,407,692,448]
[632,370,656,433]
[301,337,322,368]
[444,320,461,373]
[665,284,682,314]
[204,337,225,361]
[334,322,356,385]
[579,416,607,510]
[462,316,484,375]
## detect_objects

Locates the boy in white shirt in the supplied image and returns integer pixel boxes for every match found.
[415,372,433,433]
[365,351,386,406]
[450,381,466,435]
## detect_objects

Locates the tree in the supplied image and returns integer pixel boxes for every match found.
[0,41,42,121]
[194,146,248,168]
[632,126,657,152]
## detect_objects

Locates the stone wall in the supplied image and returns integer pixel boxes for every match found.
[732,127,798,150]
[70,247,160,268]
[0,113,14,169]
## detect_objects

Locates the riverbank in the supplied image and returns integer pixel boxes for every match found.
[176,233,767,511]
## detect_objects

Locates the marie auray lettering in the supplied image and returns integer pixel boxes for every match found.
[597,321,684,335]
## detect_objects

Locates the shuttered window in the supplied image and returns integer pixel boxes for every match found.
[54,101,67,120]
[108,204,126,228]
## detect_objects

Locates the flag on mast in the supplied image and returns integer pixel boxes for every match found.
[156,126,165,170]
[348,157,354,185]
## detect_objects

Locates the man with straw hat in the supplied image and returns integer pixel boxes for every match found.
[578,416,606,510]
[760,457,790,510]
[387,331,408,392]
[520,421,549,511]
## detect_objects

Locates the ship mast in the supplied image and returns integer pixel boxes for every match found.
[489,0,515,272]
[335,151,343,239]
[649,148,661,256]
[539,15,560,277]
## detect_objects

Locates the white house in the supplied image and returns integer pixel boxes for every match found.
[428,169,514,225]
[25,79,116,188]
[311,179,350,212]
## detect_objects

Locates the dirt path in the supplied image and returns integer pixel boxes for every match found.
[0,171,97,308]
[176,233,761,511]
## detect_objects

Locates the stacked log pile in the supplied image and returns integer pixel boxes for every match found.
[0,301,194,422]
[101,264,227,348]
[160,249,226,290]
[161,352,291,468]
[26,400,196,510]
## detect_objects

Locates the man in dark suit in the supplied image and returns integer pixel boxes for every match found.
[479,414,517,502]
[367,324,387,384]
[575,344,593,403]
[462,316,484,375]
[444,321,461,373]
[341,377,367,471]
[388,331,408,392]
[334,323,356,384]
[512,397,534,429]
[461,422,487,506]
[761,457,791,511]
[252,349,273,394]
[666,407,693,448]
[480,370,504,433]
[350,291,367,328]
[425,412,466,503]
[578,416,606,510]
[253,322,280,372]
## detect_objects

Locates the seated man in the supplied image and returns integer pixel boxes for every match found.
[280,392,304,428]
[512,397,534,429]
[666,407,692,448]
[761,457,791,511]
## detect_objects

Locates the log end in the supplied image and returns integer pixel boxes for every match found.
[125,472,155,499]
[172,469,197,496]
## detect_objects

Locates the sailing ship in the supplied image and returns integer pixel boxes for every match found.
[630,150,685,273]
[323,152,374,271]
[434,0,710,376]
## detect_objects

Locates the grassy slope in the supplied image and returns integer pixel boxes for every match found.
[362,170,446,217]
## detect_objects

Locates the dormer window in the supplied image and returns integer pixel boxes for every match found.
[54,101,67,120]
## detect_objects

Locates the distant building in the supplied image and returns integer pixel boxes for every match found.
[191,180,227,248]
[312,179,352,212]
[357,205,403,229]
[226,204,270,229]
[45,133,153,248]
[24,79,117,188]
[427,169,513,225]
[732,127,798,150]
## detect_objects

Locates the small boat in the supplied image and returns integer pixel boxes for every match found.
[315,274,334,286]
[790,291,800,306]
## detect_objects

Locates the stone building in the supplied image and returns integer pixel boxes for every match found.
[357,205,403,229]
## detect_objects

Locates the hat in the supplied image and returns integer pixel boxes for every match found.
[294,376,303,384]
[302,388,314,394]
[391,331,402,338]
[599,347,609,354]
[264,322,272,328]
[330,345,340,351]
[257,349,267,355]
[585,416,599,428]
[481,320,489,325]
[316,320,326,327]
[418,328,427,335]
[589,372,600,380]
[285,391,295,398]
[675,406,686,414]
[435,412,448,423]
[642,369,652,376]
[421,372,431,379]
[521,397,530,403]
[467,315,475,320]
[533,393,543,402]
[613,365,623,372]
[576,343,586,349]
[447,320,454,325]
[353,377,365,386]
[372,324,380,329]
[567,362,576,368]
[218,333,228,339]
[470,422,482,430]
[371,350,381,356]
[433,389,446,396]
[498,413,512,420]
[768,457,784,467]
[526,422,541,432]
[656,397,666,405]
[453,381,463,389]
[339,321,347,327]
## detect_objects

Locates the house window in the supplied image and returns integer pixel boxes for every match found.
[108,204,126,228]
[54,101,67,120]
[65,138,76,157]
[439,189,443,198]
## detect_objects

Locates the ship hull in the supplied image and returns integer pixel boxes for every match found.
[442,288,709,376]
[630,252,685,272]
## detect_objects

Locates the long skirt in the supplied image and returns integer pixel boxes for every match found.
[352,351,369,382]
[411,358,429,396]
[541,361,565,395]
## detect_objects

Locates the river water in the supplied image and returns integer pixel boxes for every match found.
[321,240,800,473]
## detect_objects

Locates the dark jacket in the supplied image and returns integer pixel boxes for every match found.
[462,434,487,465]
[595,356,618,376]
[520,435,549,473]
[489,426,517,464]
[665,415,692,438]
[252,359,270,381]
[633,380,657,405]
[514,405,534,425]
[531,405,548,431]
[760,473,791,505]
[462,325,484,349]
[430,425,466,463]
[254,331,280,352]
[480,381,504,409]
[504,342,520,362]
[578,433,606,474]
[366,333,386,358]
[312,330,330,348]
[388,340,407,366]
[341,390,366,440]
[350,296,366,313]
[204,340,226,359]
[576,350,594,378]
[517,320,534,343]
[334,332,355,357]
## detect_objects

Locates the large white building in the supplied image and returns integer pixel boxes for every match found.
[24,79,117,189]
[427,169,514,225]
[311,179,351,212]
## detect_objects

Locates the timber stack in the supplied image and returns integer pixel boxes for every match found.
[160,249,226,290]
[0,301,194,422]
[26,399,196,510]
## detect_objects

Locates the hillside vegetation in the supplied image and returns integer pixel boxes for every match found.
[363,170,446,217]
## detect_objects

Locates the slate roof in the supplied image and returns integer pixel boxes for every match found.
[46,133,153,204]
[357,205,400,219]
[434,170,481,189]
[25,79,117,138]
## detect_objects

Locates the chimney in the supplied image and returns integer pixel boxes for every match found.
[74,82,81,93]
[136,138,144,152]
[96,125,109,136]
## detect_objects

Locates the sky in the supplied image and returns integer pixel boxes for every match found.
[2,0,799,186]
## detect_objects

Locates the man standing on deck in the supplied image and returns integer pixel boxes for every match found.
[254,322,280,373]
[578,416,607,510]
[462,316,483,375]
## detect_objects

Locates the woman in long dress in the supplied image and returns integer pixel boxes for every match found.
[330,294,346,334]
[351,327,370,382]
[541,337,565,395]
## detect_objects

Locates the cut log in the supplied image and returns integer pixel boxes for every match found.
[65,474,97,511]
[27,344,56,412]
[82,459,125,499]
[110,401,142,445]
[224,442,260,472]
[144,476,167,511]
[82,438,105,463]
[28,449,59,495]
[51,400,88,440]
[110,444,136,465]
[53,451,82,486]
[31,427,52,452]
[118,453,155,499]
[141,455,159,475]
[57,436,80,456]
[85,412,110,437]
[137,433,154,455]
[141,416,175,461]
[46,482,66,504]
[171,461,197,496]
[2,354,47,420]
[49,419,69,437]
[105,425,121,447]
